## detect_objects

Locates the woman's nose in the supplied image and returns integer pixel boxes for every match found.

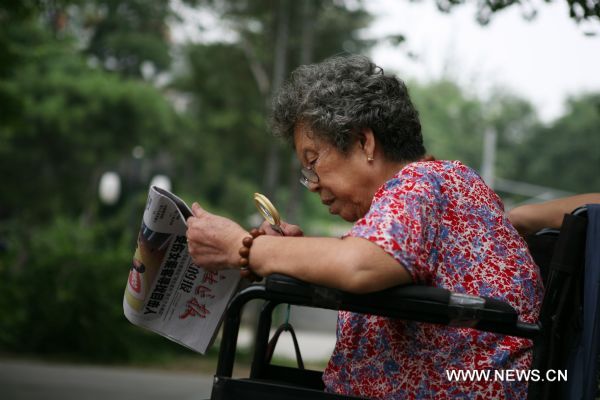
[307,181,320,192]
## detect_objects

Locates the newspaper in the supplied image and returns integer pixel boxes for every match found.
[123,186,241,354]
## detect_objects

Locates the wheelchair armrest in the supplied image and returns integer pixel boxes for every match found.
[216,274,539,378]
[265,274,537,337]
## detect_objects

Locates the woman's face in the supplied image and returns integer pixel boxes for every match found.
[293,123,382,222]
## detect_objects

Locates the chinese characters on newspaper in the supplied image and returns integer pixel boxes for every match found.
[123,186,241,354]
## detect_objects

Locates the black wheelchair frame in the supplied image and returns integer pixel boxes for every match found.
[205,208,589,400]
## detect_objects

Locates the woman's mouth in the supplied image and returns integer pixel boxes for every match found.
[321,198,337,214]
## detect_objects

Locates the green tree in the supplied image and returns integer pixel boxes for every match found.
[0,34,181,223]
[81,0,173,77]
[506,93,600,193]
[409,79,487,168]
[0,0,39,128]
[173,0,374,221]
[0,3,190,361]
[170,43,268,220]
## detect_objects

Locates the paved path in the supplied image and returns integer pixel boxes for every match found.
[0,359,213,400]
[238,327,336,362]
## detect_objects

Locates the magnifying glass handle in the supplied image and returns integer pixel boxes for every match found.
[271,224,285,236]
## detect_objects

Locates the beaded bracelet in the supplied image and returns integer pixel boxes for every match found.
[238,228,265,270]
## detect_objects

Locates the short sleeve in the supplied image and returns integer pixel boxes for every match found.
[349,172,442,284]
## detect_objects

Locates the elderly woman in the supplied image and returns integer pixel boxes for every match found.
[186,55,543,399]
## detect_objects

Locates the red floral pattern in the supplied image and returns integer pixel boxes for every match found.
[322,160,543,399]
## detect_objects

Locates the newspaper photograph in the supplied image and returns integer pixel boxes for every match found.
[123,186,241,354]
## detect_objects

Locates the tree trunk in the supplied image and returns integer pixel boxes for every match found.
[285,0,314,223]
[263,0,290,201]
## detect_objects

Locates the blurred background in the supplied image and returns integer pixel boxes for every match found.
[0,0,598,397]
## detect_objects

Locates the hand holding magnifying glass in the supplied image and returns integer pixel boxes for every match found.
[253,193,285,236]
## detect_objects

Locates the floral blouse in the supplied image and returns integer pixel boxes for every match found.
[322,160,544,399]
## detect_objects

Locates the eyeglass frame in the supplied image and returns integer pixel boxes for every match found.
[299,165,319,188]
[299,147,328,189]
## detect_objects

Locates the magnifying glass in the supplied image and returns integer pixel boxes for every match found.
[253,193,285,236]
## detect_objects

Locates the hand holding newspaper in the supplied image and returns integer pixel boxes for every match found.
[123,186,241,354]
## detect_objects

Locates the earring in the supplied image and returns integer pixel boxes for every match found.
[367,155,374,162]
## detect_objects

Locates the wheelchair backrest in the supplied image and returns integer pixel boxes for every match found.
[526,207,590,400]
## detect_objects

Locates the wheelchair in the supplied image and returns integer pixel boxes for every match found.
[205,206,594,399]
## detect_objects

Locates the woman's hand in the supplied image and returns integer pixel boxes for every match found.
[259,220,304,236]
[186,203,248,271]
[236,220,304,281]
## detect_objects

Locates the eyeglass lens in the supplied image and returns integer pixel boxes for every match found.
[299,167,318,188]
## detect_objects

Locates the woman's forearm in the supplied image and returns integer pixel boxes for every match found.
[508,193,600,235]
[248,235,412,293]
[185,203,412,293]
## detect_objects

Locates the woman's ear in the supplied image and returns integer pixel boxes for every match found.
[358,128,376,157]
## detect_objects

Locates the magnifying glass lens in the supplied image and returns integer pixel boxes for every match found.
[258,204,273,222]
[254,193,280,226]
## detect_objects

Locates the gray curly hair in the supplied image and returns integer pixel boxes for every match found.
[271,54,425,162]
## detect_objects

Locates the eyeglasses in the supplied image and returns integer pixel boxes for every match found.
[299,165,319,189]
[299,149,326,189]
[299,146,330,189]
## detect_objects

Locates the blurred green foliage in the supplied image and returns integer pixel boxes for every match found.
[0,215,198,362]
[507,93,600,193]
[1,216,130,359]
[411,80,487,168]
[84,0,173,77]
[0,0,190,362]
[0,0,374,363]
[0,0,598,365]
[410,79,600,198]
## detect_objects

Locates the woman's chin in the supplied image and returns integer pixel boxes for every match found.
[337,208,359,223]
[327,202,362,222]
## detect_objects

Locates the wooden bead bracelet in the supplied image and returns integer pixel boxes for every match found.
[238,228,265,270]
